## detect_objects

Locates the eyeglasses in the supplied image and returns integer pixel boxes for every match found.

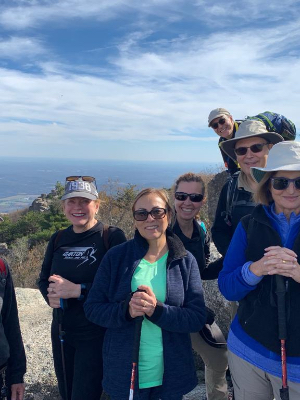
[66,176,96,182]
[234,143,269,156]
[211,118,226,130]
[175,192,204,202]
[271,177,300,191]
[133,207,167,221]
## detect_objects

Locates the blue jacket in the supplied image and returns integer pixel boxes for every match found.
[218,204,300,382]
[84,229,206,399]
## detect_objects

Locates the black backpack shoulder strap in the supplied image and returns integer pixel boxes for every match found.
[221,172,239,226]
[102,224,110,252]
[54,229,66,250]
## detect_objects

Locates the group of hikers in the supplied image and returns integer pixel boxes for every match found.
[1,108,300,400]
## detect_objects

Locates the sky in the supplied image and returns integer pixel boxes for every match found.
[1,0,300,163]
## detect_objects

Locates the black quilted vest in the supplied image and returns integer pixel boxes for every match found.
[238,205,300,356]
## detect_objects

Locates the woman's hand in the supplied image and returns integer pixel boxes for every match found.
[263,246,300,283]
[129,285,157,318]
[47,274,81,300]
[47,295,61,309]
[250,246,299,281]
[11,382,25,400]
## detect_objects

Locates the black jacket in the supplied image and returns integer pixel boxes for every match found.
[172,219,221,280]
[211,174,255,256]
[38,221,126,334]
[0,259,26,385]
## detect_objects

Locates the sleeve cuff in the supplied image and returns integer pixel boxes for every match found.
[145,301,164,323]
[242,261,264,286]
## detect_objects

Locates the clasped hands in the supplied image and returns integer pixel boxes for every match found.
[129,285,157,319]
[250,246,300,283]
[47,274,81,308]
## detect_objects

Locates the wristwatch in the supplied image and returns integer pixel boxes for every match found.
[78,284,87,301]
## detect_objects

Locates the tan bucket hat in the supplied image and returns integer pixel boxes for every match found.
[220,120,283,161]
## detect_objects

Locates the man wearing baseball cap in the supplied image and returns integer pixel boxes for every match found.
[208,108,241,175]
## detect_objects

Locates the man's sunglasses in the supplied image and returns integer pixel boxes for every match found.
[211,118,226,129]
[133,207,167,221]
[234,143,269,156]
[66,176,96,182]
[175,192,204,202]
[271,177,300,191]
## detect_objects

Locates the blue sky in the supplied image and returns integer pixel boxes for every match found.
[1,0,300,163]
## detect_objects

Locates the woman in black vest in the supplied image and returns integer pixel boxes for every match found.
[219,142,300,400]
[171,172,228,400]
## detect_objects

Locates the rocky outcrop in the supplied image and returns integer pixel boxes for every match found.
[29,197,50,213]
[207,171,228,225]
[0,243,8,255]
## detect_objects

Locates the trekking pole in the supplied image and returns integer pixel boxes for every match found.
[275,275,289,400]
[129,315,143,400]
[57,304,69,400]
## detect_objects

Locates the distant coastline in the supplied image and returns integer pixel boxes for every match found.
[0,157,223,213]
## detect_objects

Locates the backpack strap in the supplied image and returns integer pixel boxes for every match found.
[221,172,239,226]
[54,229,66,250]
[102,224,110,252]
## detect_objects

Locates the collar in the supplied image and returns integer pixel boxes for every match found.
[238,171,255,193]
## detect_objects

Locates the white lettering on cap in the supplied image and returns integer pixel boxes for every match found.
[69,181,92,192]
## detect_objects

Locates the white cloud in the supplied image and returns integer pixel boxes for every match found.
[1,0,299,30]
[0,1,300,161]
[0,36,46,60]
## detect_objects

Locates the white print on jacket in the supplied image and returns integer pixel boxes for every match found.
[61,244,97,267]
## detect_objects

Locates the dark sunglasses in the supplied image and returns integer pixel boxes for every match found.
[234,143,269,156]
[133,207,167,221]
[271,177,300,191]
[211,118,226,130]
[66,176,96,182]
[175,192,204,202]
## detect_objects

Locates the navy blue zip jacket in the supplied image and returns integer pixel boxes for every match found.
[84,228,206,399]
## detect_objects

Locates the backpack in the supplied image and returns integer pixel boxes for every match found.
[246,111,296,141]
[221,172,256,226]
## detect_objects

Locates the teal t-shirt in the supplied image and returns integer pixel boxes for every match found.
[131,252,168,389]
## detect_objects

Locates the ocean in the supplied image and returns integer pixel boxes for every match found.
[0,157,222,212]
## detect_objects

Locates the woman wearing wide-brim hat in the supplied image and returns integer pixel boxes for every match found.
[219,141,300,399]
